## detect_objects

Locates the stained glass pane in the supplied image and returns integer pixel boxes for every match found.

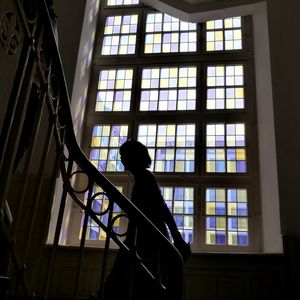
[145,13,197,54]
[206,123,246,173]
[96,69,133,111]
[102,15,138,55]
[206,17,242,51]
[205,188,249,246]
[90,125,128,171]
[206,65,245,110]
[140,66,196,111]
[137,124,195,172]
[83,186,124,240]
[161,186,194,243]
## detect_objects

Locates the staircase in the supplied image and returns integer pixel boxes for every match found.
[0,0,183,299]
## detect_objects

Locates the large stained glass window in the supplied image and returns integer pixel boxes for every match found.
[206,17,242,51]
[90,125,128,171]
[140,66,197,111]
[96,68,133,111]
[78,0,258,251]
[144,13,197,53]
[102,15,138,55]
[161,186,194,243]
[137,124,195,172]
[205,188,248,246]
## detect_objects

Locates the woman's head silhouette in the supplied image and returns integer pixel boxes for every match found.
[120,139,151,171]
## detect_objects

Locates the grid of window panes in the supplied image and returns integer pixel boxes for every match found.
[137,124,195,172]
[144,13,197,53]
[102,15,138,55]
[140,66,197,111]
[206,64,244,110]
[205,188,248,246]
[90,125,128,171]
[96,68,133,111]
[84,0,256,250]
[82,186,124,240]
[206,123,246,173]
[107,0,139,6]
[206,17,242,51]
[161,186,194,243]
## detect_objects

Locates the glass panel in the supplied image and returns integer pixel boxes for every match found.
[206,123,246,173]
[206,16,242,51]
[206,65,245,110]
[205,188,249,246]
[102,15,138,55]
[90,125,128,171]
[140,66,197,111]
[144,13,197,54]
[107,0,139,6]
[137,124,195,172]
[83,186,124,240]
[161,186,194,243]
[96,69,133,111]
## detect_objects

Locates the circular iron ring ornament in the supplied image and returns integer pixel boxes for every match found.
[0,11,21,55]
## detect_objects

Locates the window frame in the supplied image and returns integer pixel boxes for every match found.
[69,1,261,252]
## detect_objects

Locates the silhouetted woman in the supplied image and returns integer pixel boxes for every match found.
[104,140,190,300]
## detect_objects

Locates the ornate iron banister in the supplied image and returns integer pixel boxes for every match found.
[37,1,184,300]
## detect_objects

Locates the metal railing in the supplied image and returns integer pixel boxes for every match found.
[0,1,184,299]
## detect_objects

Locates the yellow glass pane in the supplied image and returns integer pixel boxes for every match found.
[110,136,119,147]
[186,150,194,160]
[131,15,138,24]
[184,216,193,229]
[237,189,247,202]
[174,202,183,213]
[115,80,124,89]
[154,33,161,43]
[102,126,110,136]
[206,231,216,245]
[160,78,168,88]
[224,18,233,28]
[144,44,152,53]
[121,24,130,33]
[216,66,224,76]
[119,46,127,54]
[107,161,117,171]
[128,35,136,44]
[178,78,187,87]
[234,29,242,39]
[215,31,223,41]
[206,202,216,215]
[206,161,215,172]
[166,149,174,160]
[188,67,197,77]
[238,218,248,231]
[216,217,226,230]
[236,88,244,98]
[225,41,233,50]
[167,125,176,135]
[155,161,164,172]
[206,42,214,51]
[235,65,243,75]
[228,203,237,215]
[108,70,116,80]
[236,149,246,160]
[206,21,215,30]
[99,150,108,160]
[170,68,178,77]
[216,189,225,201]
[227,161,236,173]
[91,137,100,147]
[228,232,238,245]
[175,161,184,172]
[216,149,225,160]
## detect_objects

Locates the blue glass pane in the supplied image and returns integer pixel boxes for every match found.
[174,188,184,200]
[215,231,226,245]
[238,233,248,245]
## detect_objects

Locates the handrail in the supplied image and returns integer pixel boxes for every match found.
[39,1,184,299]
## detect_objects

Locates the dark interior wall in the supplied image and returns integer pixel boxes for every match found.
[54,0,87,95]
[267,0,300,235]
